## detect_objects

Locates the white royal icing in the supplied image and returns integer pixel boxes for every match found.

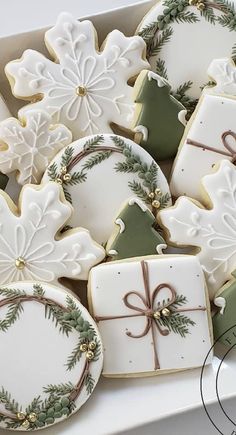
[161,160,236,299]
[0,281,103,430]
[0,182,105,285]
[43,134,171,245]
[0,109,72,185]
[0,93,11,122]
[147,71,167,87]
[115,218,125,234]
[6,12,149,140]
[207,58,236,96]
[134,125,148,142]
[89,255,212,376]
[156,243,167,254]
[108,249,118,256]
[171,93,236,201]
[214,296,226,315]
[128,197,148,212]
[178,109,187,127]
[137,2,236,98]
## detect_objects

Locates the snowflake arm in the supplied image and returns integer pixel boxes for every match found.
[0,110,72,185]
[159,160,236,299]
[5,12,149,138]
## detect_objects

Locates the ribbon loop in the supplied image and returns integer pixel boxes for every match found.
[222,131,236,163]
[187,129,236,164]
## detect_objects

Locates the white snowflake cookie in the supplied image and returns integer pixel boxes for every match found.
[42,134,171,245]
[0,109,72,185]
[159,160,236,299]
[5,12,149,139]
[0,182,105,285]
[0,281,103,430]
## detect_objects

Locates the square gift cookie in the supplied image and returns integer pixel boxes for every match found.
[89,255,213,377]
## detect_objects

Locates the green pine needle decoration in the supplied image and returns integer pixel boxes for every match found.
[156,59,169,80]
[0,302,24,333]
[61,146,74,168]
[138,21,159,42]
[66,171,87,186]
[66,295,78,311]
[85,373,95,394]
[174,11,199,24]
[66,341,83,371]
[47,162,59,181]
[25,396,42,415]
[0,388,19,414]
[33,284,45,297]
[82,151,112,171]
[148,27,173,57]
[128,181,149,203]
[63,188,73,204]
[43,382,74,396]
[44,303,72,336]
[83,135,104,151]
[0,287,26,298]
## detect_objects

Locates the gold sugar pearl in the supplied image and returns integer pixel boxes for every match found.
[17,412,26,421]
[153,311,161,319]
[148,192,155,199]
[86,350,94,360]
[189,0,198,4]
[197,2,205,10]
[15,257,26,270]
[76,86,87,97]
[61,166,67,175]
[88,341,97,351]
[162,308,171,317]
[21,420,30,429]
[28,413,37,423]
[56,178,63,185]
[80,343,88,352]
[152,200,161,209]
[155,188,162,196]
[63,173,72,182]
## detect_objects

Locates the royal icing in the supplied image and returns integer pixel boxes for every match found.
[207,58,236,95]
[89,255,212,377]
[0,281,103,430]
[0,182,104,285]
[132,70,186,161]
[42,134,171,245]
[0,93,12,191]
[106,197,167,260]
[213,270,236,346]
[137,0,236,106]
[5,12,149,139]
[160,160,236,299]
[0,109,72,185]
[170,93,236,201]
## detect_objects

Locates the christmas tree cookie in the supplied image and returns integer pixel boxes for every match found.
[132,70,187,161]
[0,281,103,430]
[213,270,236,347]
[159,160,236,299]
[106,197,167,260]
[43,134,171,245]
[88,255,212,377]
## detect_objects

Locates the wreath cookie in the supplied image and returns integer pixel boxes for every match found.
[5,12,149,140]
[42,134,171,245]
[0,181,105,285]
[0,281,103,430]
[137,0,236,112]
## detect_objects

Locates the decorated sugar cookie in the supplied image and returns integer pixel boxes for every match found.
[207,57,236,96]
[0,93,12,191]
[132,70,187,161]
[137,0,236,108]
[43,134,171,245]
[159,160,236,299]
[106,198,167,260]
[5,12,149,139]
[0,109,72,185]
[89,255,212,377]
[0,281,103,430]
[170,92,236,200]
[213,270,236,346]
[0,182,104,285]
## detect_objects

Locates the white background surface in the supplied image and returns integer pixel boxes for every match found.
[0,0,146,37]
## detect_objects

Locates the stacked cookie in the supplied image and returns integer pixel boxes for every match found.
[0,2,235,430]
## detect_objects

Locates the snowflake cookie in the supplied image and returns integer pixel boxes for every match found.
[0,182,105,285]
[159,160,236,299]
[0,109,72,185]
[5,12,149,139]
[170,57,236,200]
[132,70,187,161]
[213,270,236,347]
[137,0,236,109]
[88,255,212,377]
[106,197,167,260]
[0,281,103,430]
[42,134,171,245]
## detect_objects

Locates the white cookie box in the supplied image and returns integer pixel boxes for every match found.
[0,1,233,435]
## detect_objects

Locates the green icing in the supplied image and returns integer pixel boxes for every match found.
[213,270,236,347]
[106,199,166,260]
[0,172,8,191]
[134,71,186,161]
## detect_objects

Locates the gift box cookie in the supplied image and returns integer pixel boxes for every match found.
[89,255,212,377]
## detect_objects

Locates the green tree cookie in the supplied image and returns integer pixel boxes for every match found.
[132,70,187,161]
[106,198,167,260]
[213,270,236,347]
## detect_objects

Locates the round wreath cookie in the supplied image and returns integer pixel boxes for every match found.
[137,0,236,108]
[0,281,103,431]
[42,134,171,245]
[5,12,149,140]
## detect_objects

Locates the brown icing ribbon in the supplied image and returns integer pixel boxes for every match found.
[95,260,206,370]
[186,130,236,163]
